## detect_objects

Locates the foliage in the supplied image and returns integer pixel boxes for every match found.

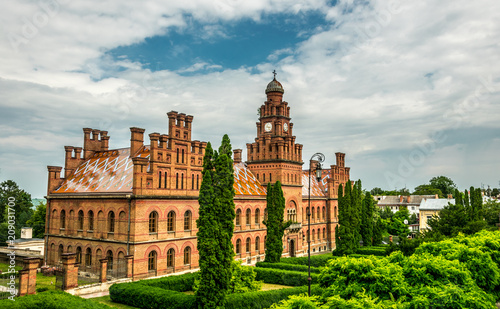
[386,207,410,237]
[269,294,327,309]
[254,267,319,286]
[334,180,363,255]
[412,184,443,196]
[0,180,34,246]
[280,254,336,268]
[26,201,46,239]
[360,192,375,246]
[370,187,384,196]
[483,200,500,227]
[195,135,236,308]
[228,261,263,293]
[429,176,457,196]
[372,217,385,246]
[355,246,388,256]
[255,262,321,274]
[264,181,290,263]
[0,290,112,309]
[139,272,197,292]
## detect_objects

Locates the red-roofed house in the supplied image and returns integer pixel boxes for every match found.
[45,78,350,279]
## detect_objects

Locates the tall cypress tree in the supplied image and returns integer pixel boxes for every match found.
[335,180,358,255]
[360,191,374,246]
[196,136,236,308]
[264,181,289,262]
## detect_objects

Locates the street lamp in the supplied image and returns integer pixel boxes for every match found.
[307,152,325,296]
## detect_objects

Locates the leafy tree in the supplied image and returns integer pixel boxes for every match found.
[360,192,375,246]
[380,206,394,220]
[372,217,385,245]
[412,184,443,196]
[429,176,457,196]
[334,180,362,255]
[427,199,467,237]
[370,187,384,196]
[0,180,34,246]
[483,200,500,227]
[491,188,499,197]
[409,213,418,225]
[195,136,236,309]
[26,201,46,239]
[387,207,410,237]
[264,181,290,262]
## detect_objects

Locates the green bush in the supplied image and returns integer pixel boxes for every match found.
[319,255,408,301]
[109,282,196,309]
[0,290,112,309]
[36,287,49,293]
[255,262,321,274]
[136,272,197,292]
[254,268,318,286]
[355,246,388,256]
[280,254,335,267]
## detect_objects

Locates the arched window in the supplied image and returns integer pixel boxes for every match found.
[176,148,180,163]
[106,250,113,270]
[269,173,272,182]
[167,248,175,268]
[184,211,192,230]
[181,173,184,189]
[60,210,66,229]
[317,207,320,221]
[236,209,241,226]
[334,207,337,219]
[263,173,265,182]
[323,228,326,240]
[255,208,260,224]
[196,174,199,190]
[255,236,260,252]
[311,208,315,220]
[167,211,176,232]
[67,245,72,253]
[108,211,115,232]
[148,251,157,271]
[159,171,162,188]
[58,244,64,262]
[317,229,320,242]
[312,229,315,241]
[246,209,251,225]
[192,174,194,190]
[164,172,167,188]
[85,248,92,267]
[246,238,251,253]
[184,247,191,265]
[76,247,82,264]
[182,149,185,163]
[77,210,84,230]
[236,239,241,254]
[88,210,94,231]
[149,211,158,233]
[264,208,268,221]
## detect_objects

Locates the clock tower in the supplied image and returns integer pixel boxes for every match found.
[246,74,303,187]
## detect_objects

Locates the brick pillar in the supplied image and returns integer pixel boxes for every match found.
[24,258,40,295]
[18,269,29,297]
[125,255,134,278]
[62,253,78,290]
[99,258,108,283]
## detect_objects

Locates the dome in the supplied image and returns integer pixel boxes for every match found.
[265,78,284,94]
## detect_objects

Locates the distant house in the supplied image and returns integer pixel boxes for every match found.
[373,195,437,216]
[419,198,455,231]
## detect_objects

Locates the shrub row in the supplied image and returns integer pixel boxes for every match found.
[254,268,318,286]
[355,246,388,256]
[0,290,112,309]
[137,271,197,292]
[255,262,321,274]
[279,254,335,267]
[110,280,324,309]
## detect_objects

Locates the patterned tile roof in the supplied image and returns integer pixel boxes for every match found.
[233,162,267,196]
[53,147,150,194]
[53,150,267,196]
[302,170,328,197]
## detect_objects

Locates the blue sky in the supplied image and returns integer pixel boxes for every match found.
[0,0,499,197]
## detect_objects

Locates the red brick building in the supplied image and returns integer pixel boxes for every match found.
[45,77,350,279]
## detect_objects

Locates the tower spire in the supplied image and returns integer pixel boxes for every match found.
[273,70,277,80]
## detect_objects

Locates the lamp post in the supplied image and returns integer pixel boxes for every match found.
[307,152,325,296]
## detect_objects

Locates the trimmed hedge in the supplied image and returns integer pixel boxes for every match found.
[0,290,112,309]
[279,254,335,267]
[355,246,388,256]
[110,279,324,309]
[254,268,318,286]
[255,262,321,274]
[137,271,197,292]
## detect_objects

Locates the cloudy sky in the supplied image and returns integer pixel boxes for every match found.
[0,0,499,198]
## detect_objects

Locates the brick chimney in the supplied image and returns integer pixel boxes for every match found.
[233,149,242,163]
[130,127,145,156]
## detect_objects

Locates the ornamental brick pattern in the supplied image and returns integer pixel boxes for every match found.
[45,78,350,279]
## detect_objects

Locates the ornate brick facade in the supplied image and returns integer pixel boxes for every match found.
[45,78,350,279]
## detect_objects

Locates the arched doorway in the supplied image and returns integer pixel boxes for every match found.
[289,239,296,257]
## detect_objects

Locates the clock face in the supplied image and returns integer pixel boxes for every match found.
[264,122,272,132]
[283,123,288,132]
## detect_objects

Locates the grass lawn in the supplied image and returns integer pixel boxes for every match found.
[90,295,139,309]
[182,282,293,295]
[35,273,57,291]
[0,262,22,273]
